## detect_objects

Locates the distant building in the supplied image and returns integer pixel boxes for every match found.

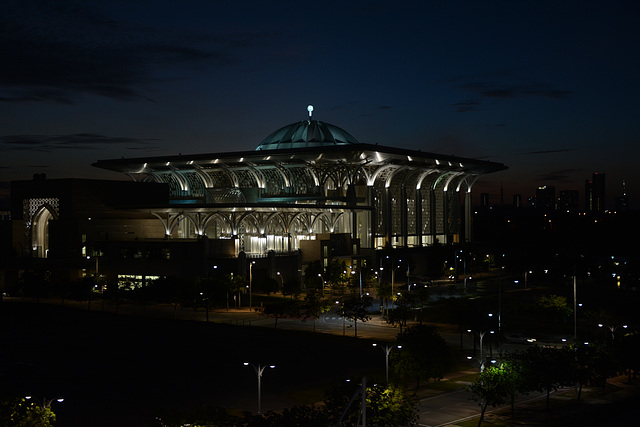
[558,190,579,212]
[536,186,556,210]
[513,194,522,208]
[615,179,630,211]
[481,193,490,208]
[585,172,605,212]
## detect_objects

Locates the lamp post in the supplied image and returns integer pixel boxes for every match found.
[336,299,346,336]
[317,273,325,296]
[25,396,64,423]
[276,272,283,291]
[25,396,64,408]
[524,270,531,290]
[249,261,255,311]
[85,255,100,311]
[468,328,494,362]
[466,356,496,372]
[598,323,627,340]
[372,343,402,382]
[243,362,275,414]
[391,259,401,292]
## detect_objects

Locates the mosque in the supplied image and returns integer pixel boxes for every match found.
[6,107,506,290]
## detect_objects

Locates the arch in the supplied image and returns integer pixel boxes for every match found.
[348,161,371,186]
[203,212,234,238]
[193,165,214,188]
[443,172,464,192]
[31,205,56,258]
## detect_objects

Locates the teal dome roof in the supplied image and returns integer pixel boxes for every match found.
[255,119,360,151]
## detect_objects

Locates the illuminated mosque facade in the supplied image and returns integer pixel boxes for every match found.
[6,107,506,287]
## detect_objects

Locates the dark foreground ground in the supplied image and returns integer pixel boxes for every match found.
[3,299,640,427]
[0,301,380,426]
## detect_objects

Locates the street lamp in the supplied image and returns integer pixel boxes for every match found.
[25,396,65,408]
[243,362,275,414]
[276,272,283,290]
[25,395,64,424]
[392,259,401,292]
[249,261,255,311]
[466,356,496,372]
[598,323,627,340]
[372,343,402,382]
[317,273,325,296]
[468,329,494,363]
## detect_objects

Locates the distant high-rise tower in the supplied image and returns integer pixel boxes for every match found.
[558,190,579,212]
[480,193,490,208]
[615,179,630,211]
[536,185,556,210]
[585,172,606,212]
[513,194,522,208]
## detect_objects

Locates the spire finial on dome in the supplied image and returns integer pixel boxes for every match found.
[307,105,314,119]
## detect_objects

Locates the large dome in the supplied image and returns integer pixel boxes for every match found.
[255,119,360,151]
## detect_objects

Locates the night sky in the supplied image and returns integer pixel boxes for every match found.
[2,0,639,208]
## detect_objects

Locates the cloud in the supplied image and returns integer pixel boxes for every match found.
[529,148,574,155]
[536,169,582,183]
[450,71,574,112]
[452,100,480,113]
[0,134,157,152]
[0,0,262,104]
[459,81,573,100]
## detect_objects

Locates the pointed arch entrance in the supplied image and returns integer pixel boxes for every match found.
[31,206,55,258]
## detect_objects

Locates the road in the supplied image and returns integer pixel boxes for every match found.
[416,387,550,427]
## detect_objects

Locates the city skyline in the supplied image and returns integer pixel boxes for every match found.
[2,1,639,208]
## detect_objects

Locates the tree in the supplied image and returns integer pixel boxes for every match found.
[0,397,57,427]
[220,274,247,309]
[376,281,393,318]
[322,378,418,427]
[340,295,373,338]
[618,331,640,383]
[303,260,324,292]
[414,284,431,325]
[386,291,412,333]
[282,277,302,299]
[364,382,419,426]
[262,300,298,328]
[258,276,279,296]
[537,294,572,333]
[492,358,527,419]
[519,345,573,409]
[570,342,610,401]
[102,278,127,313]
[301,289,331,332]
[467,364,512,426]
[194,276,217,322]
[391,325,451,388]
[446,297,476,350]
[326,260,348,297]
